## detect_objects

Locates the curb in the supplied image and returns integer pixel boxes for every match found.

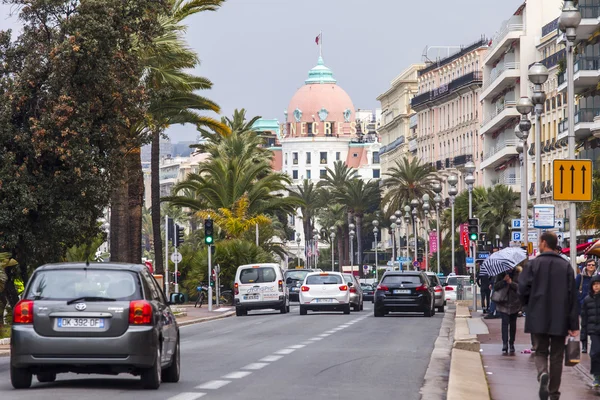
[0,338,9,345]
[419,308,455,400]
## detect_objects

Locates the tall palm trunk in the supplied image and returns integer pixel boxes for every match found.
[336,229,344,272]
[127,147,143,263]
[110,167,129,262]
[151,129,164,274]
[355,214,363,278]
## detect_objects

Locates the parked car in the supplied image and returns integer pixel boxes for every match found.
[444,275,470,302]
[284,269,315,302]
[234,263,290,316]
[10,263,180,390]
[299,272,351,315]
[373,271,435,317]
[425,272,446,313]
[342,273,364,311]
[361,283,374,302]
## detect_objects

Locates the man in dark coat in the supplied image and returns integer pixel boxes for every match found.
[476,271,491,313]
[519,232,579,400]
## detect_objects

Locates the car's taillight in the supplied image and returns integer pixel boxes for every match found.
[234,282,239,295]
[445,286,454,291]
[13,300,33,324]
[377,285,389,292]
[416,285,427,292]
[435,286,443,293]
[129,300,152,325]
[349,287,357,293]
[301,286,310,292]
[339,285,348,291]
[278,280,283,292]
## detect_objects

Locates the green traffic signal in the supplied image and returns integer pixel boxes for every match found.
[469,233,478,241]
[205,236,213,244]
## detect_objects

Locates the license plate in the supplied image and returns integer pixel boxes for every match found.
[393,289,411,294]
[244,294,260,300]
[291,287,298,291]
[316,298,333,303]
[57,318,104,328]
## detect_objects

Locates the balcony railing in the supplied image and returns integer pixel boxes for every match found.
[580,4,600,19]
[542,17,559,37]
[558,108,600,133]
[558,55,600,86]
[379,135,405,155]
[483,139,519,161]
[492,169,520,186]
[530,49,566,70]
[488,18,524,57]
[483,62,520,91]
[412,72,482,108]
[481,100,517,127]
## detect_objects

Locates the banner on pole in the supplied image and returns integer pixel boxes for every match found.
[460,223,469,254]
[429,231,438,255]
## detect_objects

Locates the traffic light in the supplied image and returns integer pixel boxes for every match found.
[167,218,175,244]
[175,224,185,247]
[204,218,214,245]
[468,218,479,241]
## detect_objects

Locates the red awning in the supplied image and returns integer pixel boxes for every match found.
[562,240,598,255]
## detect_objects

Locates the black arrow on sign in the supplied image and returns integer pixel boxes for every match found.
[582,165,587,194]
[570,165,575,194]
[559,165,564,193]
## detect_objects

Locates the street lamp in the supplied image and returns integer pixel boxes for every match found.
[411,205,418,267]
[404,207,411,268]
[516,97,533,253]
[447,175,459,273]
[372,220,380,281]
[312,228,319,269]
[528,63,549,207]
[394,209,402,262]
[295,233,302,267]
[349,223,356,274]
[389,215,397,263]
[422,194,430,271]
[329,227,336,271]
[432,182,443,274]
[464,161,476,310]
[559,1,581,271]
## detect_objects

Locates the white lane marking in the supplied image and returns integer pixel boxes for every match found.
[223,371,252,379]
[196,380,231,390]
[289,344,306,349]
[243,362,269,370]
[300,341,313,345]
[319,333,331,337]
[339,324,351,328]
[325,330,336,334]
[260,355,284,362]
[308,337,323,341]
[275,348,296,355]
[167,393,206,400]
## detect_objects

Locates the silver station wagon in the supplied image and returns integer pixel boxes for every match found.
[10,263,180,390]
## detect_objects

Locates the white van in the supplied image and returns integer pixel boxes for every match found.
[234,263,290,316]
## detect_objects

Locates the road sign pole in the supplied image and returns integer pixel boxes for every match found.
[165,214,169,299]
[567,35,577,274]
[208,244,213,312]
[436,204,441,275]
[174,253,179,294]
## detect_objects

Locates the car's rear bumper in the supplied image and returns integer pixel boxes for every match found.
[434,294,444,306]
[288,291,300,301]
[301,303,348,311]
[235,297,285,310]
[11,325,158,369]
[374,296,429,312]
[349,293,360,305]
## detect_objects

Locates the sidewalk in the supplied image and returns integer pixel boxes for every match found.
[477,312,597,400]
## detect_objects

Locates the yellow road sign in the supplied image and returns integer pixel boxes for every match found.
[553,159,593,202]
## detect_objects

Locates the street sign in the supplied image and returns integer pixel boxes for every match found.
[557,232,564,242]
[512,232,522,242]
[533,204,555,229]
[511,219,522,229]
[528,232,538,242]
[170,251,182,263]
[555,218,564,230]
[398,257,412,262]
[413,261,419,267]
[553,159,593,202]
[477,252,490,260]
[363,265,369,271]
[466,257,474,264]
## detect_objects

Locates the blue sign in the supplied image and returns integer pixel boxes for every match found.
[477,252,490,260]
[512,232,522,242]
[398,257,412,262]
[466,257,474,264]
[511,219,522,229]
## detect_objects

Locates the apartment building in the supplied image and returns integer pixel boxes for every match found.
[410,38,488,193]
[377,64,423,176]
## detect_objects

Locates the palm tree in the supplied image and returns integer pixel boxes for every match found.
[289,179,323,251]
[318,161,356,192]
[479,185,520,244]
[317,203,346,271]
[382,157,438,217]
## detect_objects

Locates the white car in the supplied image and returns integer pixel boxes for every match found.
[444,275,470,302]
[234,263,290,316]
[299,272,351,315]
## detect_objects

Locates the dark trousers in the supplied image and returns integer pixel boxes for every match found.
[500,312,517,344]
[534,334,566,400]
[480,289,491,310]
[590,334,600,376]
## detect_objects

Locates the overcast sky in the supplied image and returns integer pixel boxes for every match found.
[1,0,525,142]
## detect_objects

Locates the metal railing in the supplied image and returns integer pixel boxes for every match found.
[481,100,517,127]
[580,4,600,19]
[483,62,520,91]
[412,72,482,108]
[492,169,520,186]
[483,139,519,161]
[558,108,600,133]
[487,19,524,58]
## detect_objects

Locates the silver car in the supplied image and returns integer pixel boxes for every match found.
[10,263,180,389]
[425,272,446,313]
[342,274,364,311]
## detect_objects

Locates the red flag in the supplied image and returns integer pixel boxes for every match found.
[315,33,321,45]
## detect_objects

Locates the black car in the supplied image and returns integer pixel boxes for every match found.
[373,271,435,317]
[284,269,315,301]
[360,283,374,301]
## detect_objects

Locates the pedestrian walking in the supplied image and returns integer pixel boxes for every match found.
[575,257,596,353]
[477,271,491,313]
[485,247,501,320]
[494,267,522,354]
[518,232,579,400]
[580,275,600,387]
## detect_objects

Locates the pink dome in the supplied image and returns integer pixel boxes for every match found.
[286,84,355,124]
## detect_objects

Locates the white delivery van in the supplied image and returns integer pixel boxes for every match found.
[234,263,290,316]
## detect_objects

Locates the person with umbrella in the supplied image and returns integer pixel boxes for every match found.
[575,258,597,353]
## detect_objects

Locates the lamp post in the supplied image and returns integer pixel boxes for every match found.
[295,233,302,267]
[404,206,411,269]
[559,1,582,271]
[389,215,397,264]
[329,227,336,271]
[448,175,459,273]
[349,223,356,274]
[516,97,533,253]
[312,228,319,269]
[464,161,477,311]
[394,209,402,262]
[373,220,379,280]
[422,194,430,271]
[411,199,419,267]
[433,182,443,275]
[528,63,549,207]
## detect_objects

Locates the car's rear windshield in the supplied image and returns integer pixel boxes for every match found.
[382,275,422,285]
[240,267,277,284]
[284,270,310,282]
[446,277,458,285]
[306,274,343,285]
[426,276,439,286]
[26,269,141,301]
[361,284,373,290]
[342,275,355,283]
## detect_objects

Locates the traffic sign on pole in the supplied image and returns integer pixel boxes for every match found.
[170,251,182,263]
[553,159,593,202]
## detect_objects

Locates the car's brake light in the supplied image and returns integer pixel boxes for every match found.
[14,300,33,324]
[339,285,348,291]
[129,300,152,325]
[377,285,389,291]
[435,287,443,293]
[278,280,283,292]
[301,286,310,292]
[445,286,454,291]
[349,287,357,293]
[416,285,427,292]
[234,282,239,295]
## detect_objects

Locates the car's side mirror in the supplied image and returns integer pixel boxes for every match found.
[170,293,185,305]
[347,282,353,287]
[286,277,293,284]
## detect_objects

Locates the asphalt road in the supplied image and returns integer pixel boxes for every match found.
[0,303,444,400]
